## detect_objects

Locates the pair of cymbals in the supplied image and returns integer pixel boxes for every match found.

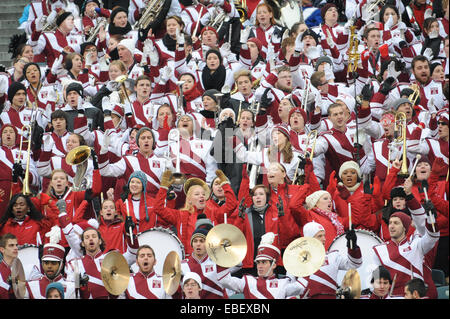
[11,258,26,299]
[163,251,182,295]
[205,224,247,268]
[283,237,325,277]
[101,251,130,296]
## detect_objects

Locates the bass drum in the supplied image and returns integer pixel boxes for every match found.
[132,227,185,275]
[328,229,383,291]
[18,245,41,281]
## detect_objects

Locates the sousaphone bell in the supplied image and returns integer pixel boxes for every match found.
[205,224,247,268]
[66,145,91,191]
[101,251,130,296]
[282,237,325,277]
[162,251,182,295]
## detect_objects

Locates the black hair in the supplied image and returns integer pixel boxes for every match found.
[79,228,105,255]
[0,194,44,227]
[405,278,428,297]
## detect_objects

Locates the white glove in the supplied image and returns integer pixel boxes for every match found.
[386,61,401,79]
[271,30,282,44]
[384,15,394,30]
[106,80,121,92]
[51,54,64,75]
[100,132,111,154]
[124,100,132,115]
[47,10,58,25]
[0,76,8,95]
[305,46,321,60]
[326,29,336,49]
[45,225,61,244]
[220,42,231,58]
[43,134,55,152]
[428,97,437,115]
[99,55,110,72]
[102,96,113,113]
[85,52,95,67]
[324,63,335,81]
[397,22,407,31]
[266,43,276,61]
[240,26,251,44]
[423,47,434,61]
[200,11,211,26]
[159,66,173,84]
[175,28,185,45]
[35,15,47,32]
[344,17,355,30]
[424,8,434,19]
[361,3,377,22]
[294,32,304,52]
[428,29,439,39]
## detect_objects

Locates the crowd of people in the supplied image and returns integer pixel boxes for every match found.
[0,0,448,299]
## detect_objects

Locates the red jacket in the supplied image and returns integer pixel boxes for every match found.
[0,216,54,246]
[203,183,238,225]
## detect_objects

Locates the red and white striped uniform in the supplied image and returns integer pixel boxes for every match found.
[25,274,75,299]
[0,105,48,138]
[0,145,40,189]
[125,271,171,299]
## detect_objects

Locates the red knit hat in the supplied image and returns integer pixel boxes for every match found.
[247,37,262,53]
[320,3,337,19]
[390,212,412,232]
[201,26,218,39]
[273,123,290,139]
[112,104,124,118]
[288,107,307,124]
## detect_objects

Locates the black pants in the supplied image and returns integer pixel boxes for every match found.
[433,236,449,277]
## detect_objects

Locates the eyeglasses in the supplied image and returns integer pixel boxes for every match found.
[438,121,448,126]
[319,82,328,86]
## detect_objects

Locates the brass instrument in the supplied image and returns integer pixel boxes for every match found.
[234,0,248,23]
[133,0,167,30]
[101,251,130,296]
[43,2,69,32]
[206,6,229,30]
[394,112,409,178]
[408,83,420,106]
[86,17,107,42]
[162,251,182,295]
[66,145,91,191]
[347,25,360,76]
[366,0,386,16]
[301,80,311,111]
[247,101,261,189]
[167,129,186,186]
[115,75,135,115]
[282,237,325,277]
[18,125,33,195]
[176,80,186,117]
[291,130,317,185]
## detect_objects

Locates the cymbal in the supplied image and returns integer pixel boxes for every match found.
[183,177,211,199]
[162,251,181,296]
[101,251,130,296]
[205,224,247,268]
[114,74,128,83]
[282,237,325,277]
[11,257,26,299]
[341,269,361,299]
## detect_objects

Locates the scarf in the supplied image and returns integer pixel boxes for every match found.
[128,136,139,154]
[108,22,132,36]
[201,65,226,91]
[345,182,361,193]
[253,204,269,214]
[312,207,345,235]
[211,194,225,206]
[162,34,177,52]
[182,84,202,106]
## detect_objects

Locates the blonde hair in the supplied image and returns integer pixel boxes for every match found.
[109,60,127,74]
[181,185,206,214]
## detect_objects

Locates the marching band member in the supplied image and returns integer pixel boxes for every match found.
[0,234,18,299]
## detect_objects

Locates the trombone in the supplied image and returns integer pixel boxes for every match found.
[17,125,33,195]
[167,128,186,187]
[394,112,409,178]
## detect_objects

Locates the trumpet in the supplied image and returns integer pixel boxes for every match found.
[394,112,409,178]
[347,25,360,76]
[301,80,311,111]
[86,17,107,42]
[167,129,186,186]
[206,6,229,30]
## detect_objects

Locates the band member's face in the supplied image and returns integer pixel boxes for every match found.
[383,7,398,25]
[365,30,381,50]
[212,178,225,198]
[183,279,201,299]
[113,11,128,28]
[373,278,390,297]
[138,130,154,154]
[238,110,254,131]
[431,65,445,82]
[135,79,151,99]
[111,114,121,127]
[324,7,338,25]
[12,90,26,107]
[192,237,207,257]
[302,35,317,49]
[247,42,259,62]
[12,196,28,220]
[100,200,116,221]
[85,2,98,18]
[388,217,406,239]
[284,45,295,61]
[188,186,206,209]
[316,193,333,212]
[289,112,305,131]
[82,229,102,254]
[202,95,217,111]
[61,16,75,32]
[71,55,83,72]
[415,162,431,181]
[201,30,218,47]
[438,120,449,139]
[314,230,326,246]
[341,169,358,188]
[51,171,69,194]
[328,106,346,129]
[129,177,144,195]
[25,64,40,84]
[1,126,16,147]
[206,53,220,71]
[178,116,194,136]
[47,289,62,299]
[380,115,395,137]
[404,286,417,299]
[267,163,286,185]
[137,247,156,273]
[42,260,60,279]
[21,46,34,62]
[252,187,267,208]
[0,238,18,261]
[166,18,180,37]
[317,76,329,94]
[256,5,272,26]
[109,65,124,81]
[220,110,234,123]
[271,130,287,149]
[118,46,133,63]
[52,117,67,132]
[392,196,406,210]
[157,106,173,127]
[412,60,430,84]
[426,21,440,35]
[66,134,80,152]
[397,103,413,120]
[83,46,98,63]
[236,75,252,96]
[276,71,292,92]
[278,99,293,120]
[67,91,80,107]
[256,259,274,277]
[180,74,195,91]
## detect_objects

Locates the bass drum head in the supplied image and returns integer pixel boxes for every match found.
[132,227,185,275]
[328,229,383,291]
[18,245,41,281]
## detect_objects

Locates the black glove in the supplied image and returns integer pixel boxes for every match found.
[276,195,284,217]
[120,185,130,202]
[399,40,408,49]
[297,154,307,170]
[125,216,136,233]
[31,123,43,151]
[90,149,99,170]
[363,179,373,194]
[84,189,94,202]
[79,273,89,287]
[12,163,25,182]
[166,185,176,201]
[238,198,246,219]
[420,180,429,194]
[260,88,272,109]
[0,64,5,73]
[345,228,357,249]
[379,77,396,95]
[361,83,374,101]
[422,200,437,218]
[138,27,150,42]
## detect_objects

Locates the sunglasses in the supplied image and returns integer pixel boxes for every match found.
[438,121,448,126]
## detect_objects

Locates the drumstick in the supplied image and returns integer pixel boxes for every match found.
[192,6,204,39]
[422,186,436,233]
[348,203,353,250]
[126,199,134,245]
[389,273,397,297]
[224,213,227,224]
[408,154,422,179]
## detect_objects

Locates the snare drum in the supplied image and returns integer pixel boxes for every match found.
[18,245,41,281]
[131,227,185,275]
[328,229,383,291]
